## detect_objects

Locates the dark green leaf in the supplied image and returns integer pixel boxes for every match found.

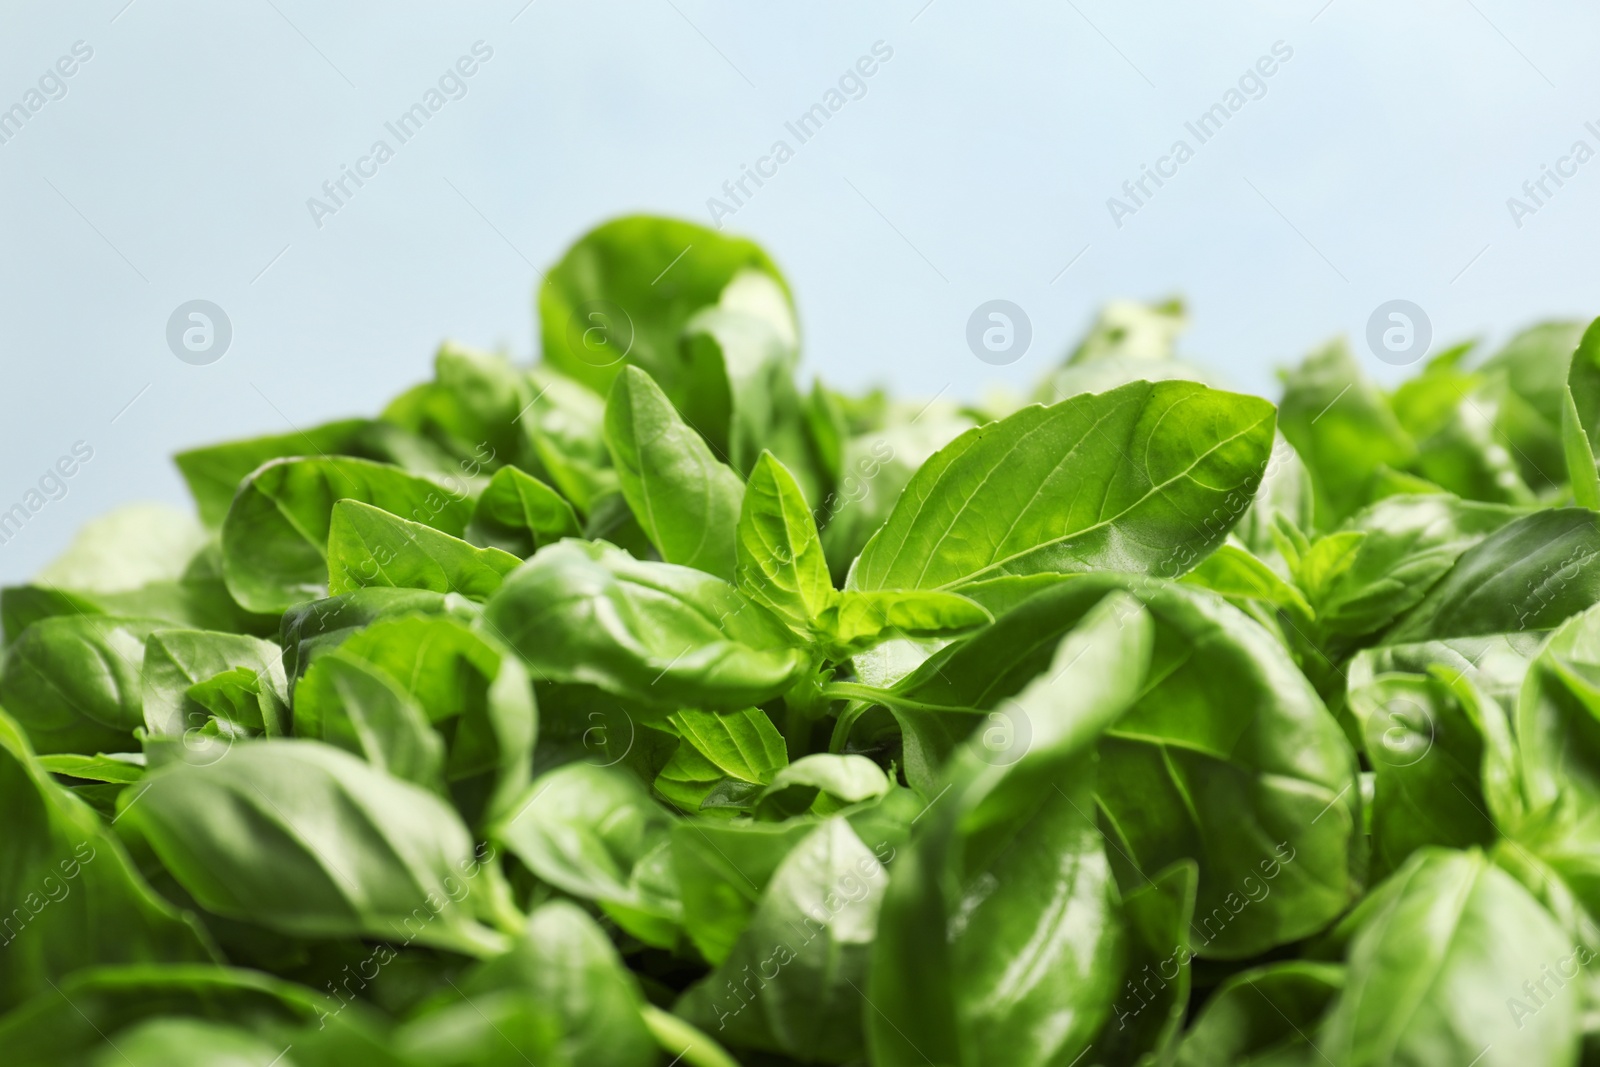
[1175,961,1343,1067]
[1385,509,1600,642]
[1278,339,1415,527]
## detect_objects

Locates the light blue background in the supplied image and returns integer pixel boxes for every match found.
[2,0,1598,581]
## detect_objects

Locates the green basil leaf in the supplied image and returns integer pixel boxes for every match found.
[539,215,789,404]
[37,751,145,784]
[1174,961,1344,1067]
[277,587,478,688]
[0,615,164,754]
[755,753,889,819]
[394,900,657,1067]
[735,450,833,634]
[0,964,332,1067]
[141,629,288,739]
[654,707,787,813]
[820,414,974,584]
[1348,674,1496,876]
[301,615,536,827]
[0,711,213,1012]
[222,456,473,614]
[1321,848,1582,1066]
[492,762,681,949]
[32,503,209,595]
[1181,542,1313,618]
[1278,339,1415,528]
[815,589,991,659]
[378,343,529,470]
[1349,632,1543,715]
[1481,320,1587,491]
[481,539,806,711]
[1385,509,1600,642]
[117,739,507,956]
[868,593,1152,1067]
[293,650,446,791]
[1087,860,1199,1066]
[175,418,378,527]
[604,365,744,580]
[1303,494,1525,638]
[326,499,519,601]
[464,465,581,557]
[518,366,616,516]
[849,380,1275,601]
[877,578,1363,958]
[676,817,894,1062]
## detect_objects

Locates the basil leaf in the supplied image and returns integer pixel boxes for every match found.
[654,707,787,813]
[1347,674,1496,876]
[481,539,806,711]
[868,593,1152,1067]
[735,450,833,634]
[604,365,744,580]
[140,629,288,739]
[117,739,507,956]
[755,753,890,819]
[539,215,789,405]
[394,901,657,1067]
[849,380,1275,602]
[1302,494,1524,638]
[300,614,536,827]
[0,615,164,754]
[0,711,213,1012]
[1321,848,1582,1066]
[1175,961,1344,1067]
[1385,509,1600,642]
[326,499,520,601]
[464,465,581,557]
[293,650,446,791]
[175,418,378,526]
[222,456,474,613]
[1278,339,1415,528]
[492,762,681,949]
[32,503,209,594]
[1481,320,1587,491]
[676,817,895,1061]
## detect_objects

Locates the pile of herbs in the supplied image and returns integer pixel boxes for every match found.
[4,214,1600,1067]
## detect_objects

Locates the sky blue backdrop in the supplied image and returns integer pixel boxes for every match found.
[2,0,1598,581]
